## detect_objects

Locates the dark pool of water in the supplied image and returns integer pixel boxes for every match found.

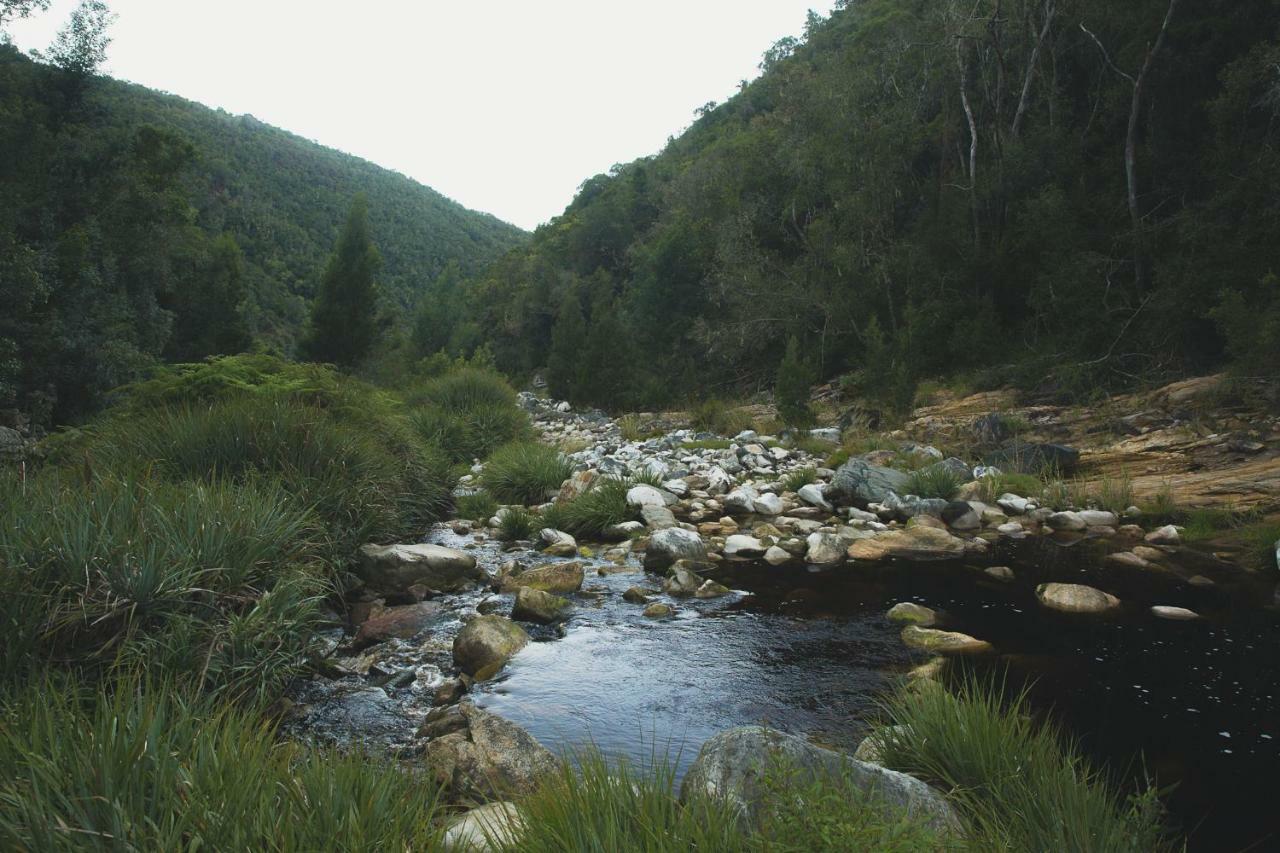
[294,527,1280,852]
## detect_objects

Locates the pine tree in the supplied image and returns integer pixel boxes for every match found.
[775,335,816,428]
[546,287,586,401]
[299,195,381,367]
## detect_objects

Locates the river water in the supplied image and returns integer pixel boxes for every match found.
[293,528,1280,852]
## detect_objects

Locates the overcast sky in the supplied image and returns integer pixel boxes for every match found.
[6,1,836,230]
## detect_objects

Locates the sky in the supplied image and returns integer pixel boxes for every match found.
[6,1,837,230]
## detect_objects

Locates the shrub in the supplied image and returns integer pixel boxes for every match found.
[482,443,573,505]
[409,402,528,464]
[775,336,817,429]
[455,491,499,522]
[689,399,754,437]
[781,467,817,493]
[903,466,963,500]
[0,472,323,700]
[405,366,518,414]
[877,677,1168,851]
[0,682,444,850]
[552,478,636,538]
[1093,475,1135,514]
[496,506,541,541]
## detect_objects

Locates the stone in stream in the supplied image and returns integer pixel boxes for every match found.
[643,602,674,618]
[940,501,980,531]
[1080,510,1119,528]
[679,727,960,836]
[498,561,585,595]
[355,543,482,595]
[797,483,832,512]
[1151,605,1202,621]
[984,565,1015,582]
[1105,550,1152,569]
[1045,511,1087,532]
[663,563,705,596]
[1035,582,1121,615]
[900,625,993,655]
[847,526,968,562]
[420,702,558,802]
[443,801,524,851]
[831,459,911,507]
[1145,525,1182,546]
[996,494,1031,515]
[539,528,578,557]
[511,587,574,624]
[804,532,847,565]
[695,579,732,599]
[764,545,792,566]
[640,503,677,530]
[603,520,645,540]
[452,615,529,680]
[886,602,937,627]
[643,528,707,570]
[352,601,443,650]
[724,534,767,559]
[622,586,652,604]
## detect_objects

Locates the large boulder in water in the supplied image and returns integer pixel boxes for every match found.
[511,587,574,624]
[452,615,529,679]
[643,528,706,570]
[353,601,443,649]
[498,561,584,594]
[356,543,482,595]
[830,459,910,507]
[1036,582,1121,615]
[420,702,558,802]
[679,727,960,836]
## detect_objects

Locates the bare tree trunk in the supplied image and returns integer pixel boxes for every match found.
[1081,0,1179,289]
[1011,0,1055,139]
[957,37,981,251]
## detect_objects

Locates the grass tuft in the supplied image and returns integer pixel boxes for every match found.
[496,506,541,541]
[455,491,499,522]
[482,442,574,505]
[780,467,817,493]
[903,466,964,500]
[689,399,755,437]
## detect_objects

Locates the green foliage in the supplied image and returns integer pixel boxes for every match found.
[1139,482,1180,523]
[0,472,322,700]
[165,234,253,362]
[878,677,1169,851]
[775,336,816,428]
[780,467,817,493]
[550,477,637,539]
[546,287,588,402]
[455,491,499,523]
[689,399,754,437]
[496,505,541,541]
[482,442,573,505]
[1211,277,1280,378]
[681,438,733,451]
[903,466,963,500]
[974,470,1044,503]
[0,682,444,850]
[618,413,648,441]
[298,194,381,367]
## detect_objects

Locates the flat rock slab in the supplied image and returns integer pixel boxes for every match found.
[1036,582,1121,615]
[848,526,968,561]
[498,561,585,594]
[900,625,992,654]
[356,543,482,594]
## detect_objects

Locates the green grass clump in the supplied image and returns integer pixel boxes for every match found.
[455,491,499,522]
[0,472,323,700]
[1138,482,1180,523]
[877,678,1168,851]
[1093,475,1135,514]
[482,442,573,505]
[628,468,666,488]
[682,438,733,451]
[903,465,964,500]
[409,403,529,464]
[974,471,1044,503]
[404,366,518,413]
[689,399,755,437]
[618,413,661,442]
[781,467,817,493]
[496,506,541,541]
[549,477,637,539]
[0,682,444,850]
[826,433,898,468]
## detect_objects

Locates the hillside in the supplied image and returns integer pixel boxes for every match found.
[441,0,1280,411]
[0,45,525,422]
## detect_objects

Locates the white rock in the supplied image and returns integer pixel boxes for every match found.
[723,487,759,515]
[805,532,847,565]
[764,546,792,566]
[752,493,784,516]
[797,483,832,512]
[1151,605,1201,621]
[724,535,767,559]
[626,485,667,509]
[996,494,1030,515]
[1045,511,1087,532]
[1145,525,1181,546]
[1079,510,1119,528]
[443,802,524,851]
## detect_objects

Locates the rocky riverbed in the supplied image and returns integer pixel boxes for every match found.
[288,387,1280,851]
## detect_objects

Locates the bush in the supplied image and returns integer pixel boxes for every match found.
[405,366,518,414]
[903,466,963,500]
[483,442,573,505]
[617,413,649,442]
[974,470,1044,503]
[0,472,323,700]
[775,336,817,429]
[689,399,754,437]
[0,682,444,850]
[496,506,541,541]
[877,677,1168,851]
[551,477,636,538]
[409,403,529,464]
[781,467,817,493]
[455,491,499,522]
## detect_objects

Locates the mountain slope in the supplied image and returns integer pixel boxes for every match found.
[443,0,1280,411]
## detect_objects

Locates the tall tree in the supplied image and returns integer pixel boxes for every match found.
[299,195,381,367]
[545,287,586,401]
[167,234,251,361]
[45,0,113,76]
[0,0,50,30]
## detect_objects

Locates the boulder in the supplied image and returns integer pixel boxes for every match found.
[663,563,705,596]
[984,441,1080,476]
[900,625,992,654]
[355,543,482,594]
[622,586,651,604]
[1079,510,1119,528]
[1151,605,1201,621]
[1105,551,1151,569]
[723,487,759,516]
[752,493,784,516]
[695,579,732,599]
[539,528,577,557]
[443,802,524,851]
[886,602,937,627]
[644,602,674,618]
[804,532,847,565]
[641,504,677,530]
[797,483,832,512]
[626,485,668,509]
[848,526,968,562]
[764,545,792,566]
[881,493,949,520]
[679,727,959,836]
[511,587,574,624]
[984,565,1015,582]
[940,501,980,531]
[1035,582,1121,615]
[557,470,598,503]
[499,561,585,595]
[830,459,910,507]
[1145,525,1182,546]
[996,494,1031,515]
[353,601,443,650]
[452,615,529,679]
[724,534,767,559]
[643,528,707,570]
[603,520,645,540]
[1045,511,1087,532]
[421,703,558,802]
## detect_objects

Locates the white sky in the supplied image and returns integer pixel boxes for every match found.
[6,1,836,230]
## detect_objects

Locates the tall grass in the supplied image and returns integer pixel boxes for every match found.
[406,367,529,463]
[780,467,817,493]
[903,466,964,500]
[0,681,444,850]
[549,477,637,539]
[455,490,499,522]
[497,505,541,541]
[483,442,573,505]
[877,677,1168,851]
[689,399,755,437]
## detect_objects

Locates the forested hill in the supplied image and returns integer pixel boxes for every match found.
[442,0,1280,412]
[0,45,525,422]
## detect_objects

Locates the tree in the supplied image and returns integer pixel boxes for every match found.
[0,0,51,30]
[775,336,816,429]
[299,195,381,367]
[45,0,114,76]
[546,287,586,401]
[168,234,251,361]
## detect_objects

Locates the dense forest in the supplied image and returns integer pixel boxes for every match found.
[430,0,1280,412]
[0,42,525,424]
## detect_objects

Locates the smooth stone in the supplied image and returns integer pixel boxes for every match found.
[763,545,792,566]
[1151,605,1201,621]
[643,602,674,618]
[804,532,847,565]
[663,564,705,596]
[1105,551,1152,569]
[723,486,759,515]
[797,483,832,512]
[886,602,937,627]
[452,616,529,680]
[848,526,968,561]
[626,485,668,509]
[1045,511,1087,532]
[640,503,677,530]
[355,543,482,594]
[752,493,784,516]
[695,579,732,599]
[1036,582,1121,615]
[900,625,992,654]
[622,586,651,604]
[941,501,980,531]
[643,528,707,570]
[1079,510,1119,527]
[830,459,911,507]
[498,561,585,595]
[443,802,524,851]
[1188,574,1216,587]
[1132,545,1166,561]
[1145,525,1182,546]
[984,565,1015,582]
[511,587,574,624]
[679,727,960,836]
[997,494,1030,515]
[724,534,767,559]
